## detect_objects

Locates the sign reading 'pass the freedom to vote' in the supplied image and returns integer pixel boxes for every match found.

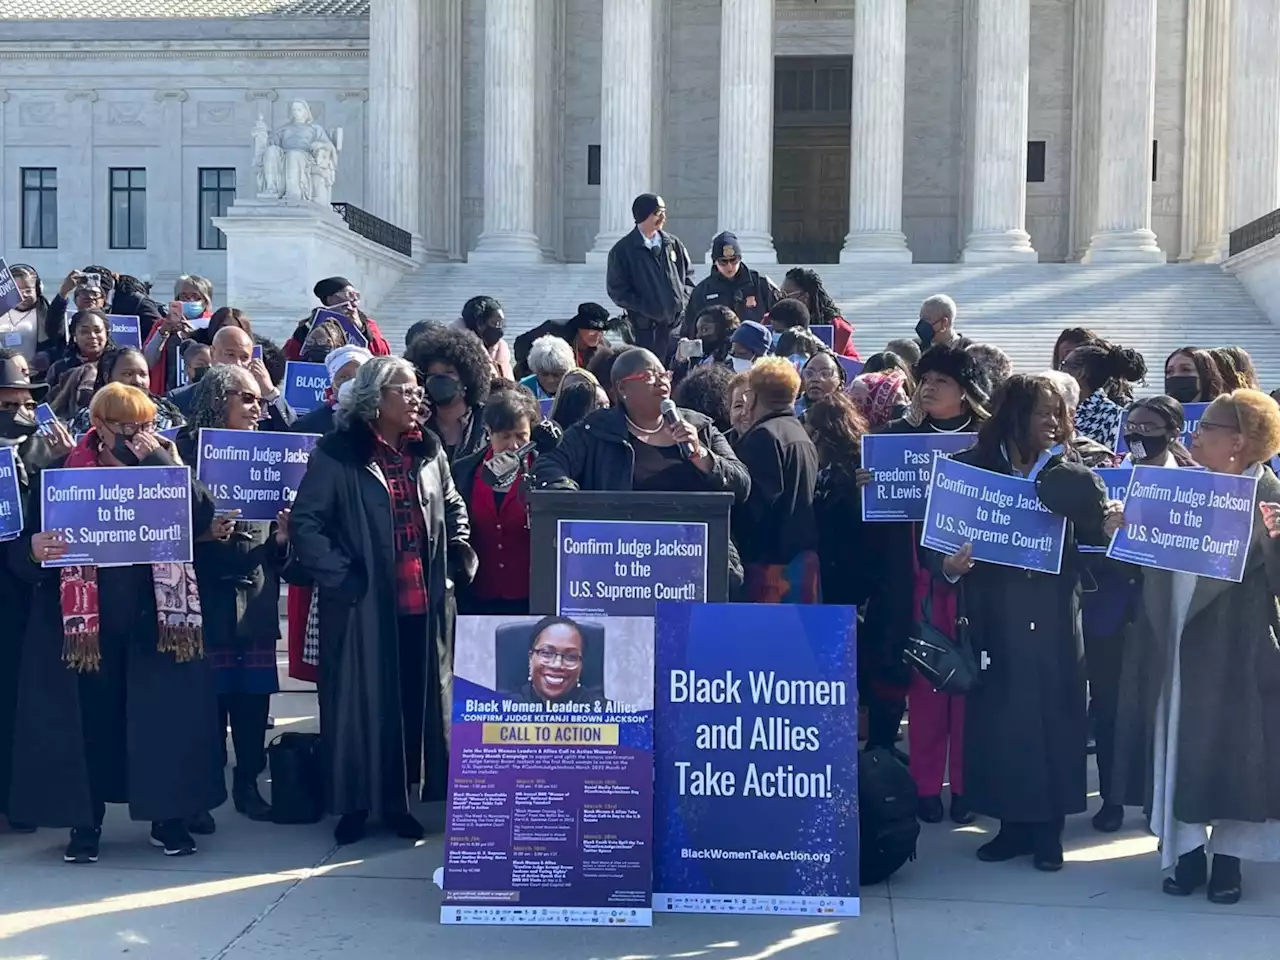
[860,432,976,522]
[558,519,708,617]
[196,429,319,521]
[1107,465,1257,582]
[41,465,192,567]
[921,455,1067,574]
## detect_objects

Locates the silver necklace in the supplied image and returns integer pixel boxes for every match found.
[929,417,973,434]
[626,415,664,436]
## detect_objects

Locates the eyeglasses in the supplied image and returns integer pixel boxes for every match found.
[106,419,155,437]
[802,366,838,381]
[1195,420,1238,434]
[385,384,426,402]
[716,257,741,267]
[227,391,263,407]
[0,399,37,413]
[532,647,582,668]
[618,370,672,387]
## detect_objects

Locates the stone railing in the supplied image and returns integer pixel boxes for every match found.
[1229,208,1280,258]
[331,203,413,258]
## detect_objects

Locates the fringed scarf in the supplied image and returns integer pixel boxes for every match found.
[58,431,204,672]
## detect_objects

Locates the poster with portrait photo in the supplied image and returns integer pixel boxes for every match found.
[442,614,654,927]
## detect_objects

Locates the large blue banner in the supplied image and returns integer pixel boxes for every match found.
[196,428,319,521]
[0,445,23,542]
[1079,467,1133,554]
[921,455,1067,574]
[1115,403,1208,454]
[653,602,859,917]
[41,465,192,567]
[283,361,330,415]
[557,519,708,617]
[1106,465,1257,581]
[860,432,977,522]
[106,314,142,349]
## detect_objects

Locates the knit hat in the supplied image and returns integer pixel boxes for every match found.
[915,343,991,412]
[730,320,771,359]
[631,193,664,223]
[324,344,372,380]
[571,302,611,331]
[313,276,353,302]
[849,372,908,429]
[712,231,740,261]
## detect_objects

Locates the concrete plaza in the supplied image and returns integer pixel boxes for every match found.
[2,681,1278,960]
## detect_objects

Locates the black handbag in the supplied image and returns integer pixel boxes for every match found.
[267,732,325,825]
[903,583,980,695]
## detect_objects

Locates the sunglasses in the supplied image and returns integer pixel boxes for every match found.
[228,390,263,407]
[716,257,741,266]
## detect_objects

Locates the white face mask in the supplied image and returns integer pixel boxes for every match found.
[731,357,753,374]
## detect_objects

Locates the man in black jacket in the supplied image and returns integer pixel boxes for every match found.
[681,231,780,337]
[605,193,694,363]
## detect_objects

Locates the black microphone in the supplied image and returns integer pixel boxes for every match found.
[483,439,538,488]
[660,399,696,460]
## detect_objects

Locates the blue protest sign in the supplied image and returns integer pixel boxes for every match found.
[921,455,1067,574]
[538,397,554,418]
[653,602,859,917]
[810,325,834,348]
[1115,403,1208,454]
[314,307,369,348]
[106,314,142,349]
[34,403,56,427]
[836,357,864,381]
[1106,465,1257,581]
[0,446,23,542]
[1079,467,1132,554]
[283,361,330,415]
[557,519,708,617]
[41,465,192,567]
[0,258,19,315]
[159,427,181,441]
[196,428,319,521]
[860,432,977,522]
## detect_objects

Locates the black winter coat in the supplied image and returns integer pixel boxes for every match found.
[605,229,695,330]
[0,444,35,817]
[288,422,474,814]
[293,403,336,437]
[731,410,818,566]
[1112,466,1280,824]
[681,264,781,336]
[532,405,750,502]
[921,444,1109,823]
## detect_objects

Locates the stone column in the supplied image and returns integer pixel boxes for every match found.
[1084,0,1164,262]
[1068,0,1103,260]
[716,0,777,263]
[841,0,911,262]
[471,0,543,262]
[1225,0,1280,247]
[421,0,462,261]
[1179,0,1230,261]
[961,0,1037,262]
[367,0,421,250]
[586,0,655,262]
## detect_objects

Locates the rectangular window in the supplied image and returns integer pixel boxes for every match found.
[1026,141,1047,183]
[1152,140,1159,182]
[109,167,147,249]
[587,145,601,186]
[198,167,236,250]
[20,167,58,248]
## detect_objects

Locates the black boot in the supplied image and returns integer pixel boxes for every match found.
[1207,854,1242,905]
[334,811,368,845]
[1162,846,1207,896]
[232,774,272,822]
[1092,802,1124,833]
[949,794,976,825]
[916,795,944,824]
[977,822,1032,862]
[1031,821,1064,872]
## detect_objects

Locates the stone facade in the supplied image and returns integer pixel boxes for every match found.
[2,0,1278,284]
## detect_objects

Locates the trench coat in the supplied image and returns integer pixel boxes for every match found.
[288,421,474,816]
[921,444,1109,823]
[1112,467,1280,824]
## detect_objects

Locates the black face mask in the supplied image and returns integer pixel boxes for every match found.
[191,365,210,383]
[480,326,504,348]
[425,374,461,407]
[111,434,141,467]
[916,319,935,347]
[701,334,722,354]
[1164,375,1199,404]
[0,409,38,444]
[1125,432,1171,462]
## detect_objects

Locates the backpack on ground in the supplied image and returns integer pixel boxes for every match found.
[267,732,325,825]
[858,746,920,885]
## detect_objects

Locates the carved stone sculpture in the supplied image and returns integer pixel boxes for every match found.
[252,99,343,205]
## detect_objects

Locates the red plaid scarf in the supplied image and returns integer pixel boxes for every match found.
[371,429,429,615]
[57,432,203,672]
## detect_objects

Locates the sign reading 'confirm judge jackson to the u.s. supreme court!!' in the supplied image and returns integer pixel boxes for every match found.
[920,454,1067,575]
[557,519,708,617]
[196,429,319,522]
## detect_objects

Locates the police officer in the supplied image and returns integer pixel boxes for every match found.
[681,231,781,337]
[604,193,694,363]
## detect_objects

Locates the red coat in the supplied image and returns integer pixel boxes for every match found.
[464,455,530,602]
[832,315,861,361]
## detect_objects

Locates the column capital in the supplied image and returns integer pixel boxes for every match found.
[245,89,278,103]
[154,89,189,103]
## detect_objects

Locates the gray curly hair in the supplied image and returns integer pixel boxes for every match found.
[336,355,417,430]
[188,363,256,431]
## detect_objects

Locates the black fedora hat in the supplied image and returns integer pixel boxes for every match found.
[0,357,48,397]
